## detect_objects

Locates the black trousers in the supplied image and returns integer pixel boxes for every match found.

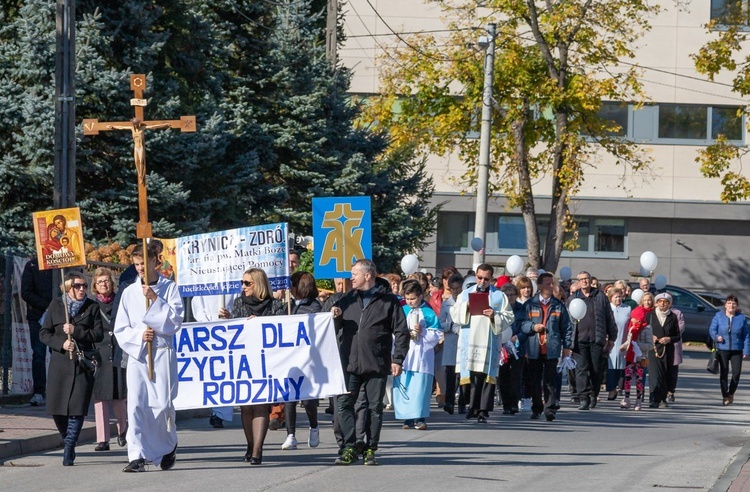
[444,365,457,406]
[28,316,47,396]
[573,341,604,401]
[469,371,495,417]
[337,372,386,451]
[527,357,560,415]
[497,357,523,411]
[718,350,743,398]
[284,399,318,435]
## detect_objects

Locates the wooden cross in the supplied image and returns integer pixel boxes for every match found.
[83,74,196,239]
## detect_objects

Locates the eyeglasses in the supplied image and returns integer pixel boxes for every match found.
[577,277,590,281]
[95,280,110,285]
[72,283,88,290]
[656,299,670,304]
[241,280,254,287]
[476,275,491,281]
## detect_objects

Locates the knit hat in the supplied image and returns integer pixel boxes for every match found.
[654,292,672,304]
[495,275,511,288]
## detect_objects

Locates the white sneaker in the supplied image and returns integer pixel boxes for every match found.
[30,394,45,406]
[308,427,320,447]
[281,434,298,450]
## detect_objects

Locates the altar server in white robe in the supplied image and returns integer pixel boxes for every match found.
[451,263,513,423]
[114,243,184,472]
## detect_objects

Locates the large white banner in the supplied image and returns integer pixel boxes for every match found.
[176,222,290,297]
[173,312,346,410]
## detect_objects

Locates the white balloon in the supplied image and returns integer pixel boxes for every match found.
[654,274,668,290]
[631,288,644,304]
[400,254,419,275]
[506,255,525,276]
[531,279,538,296]
[559,266,572,281]
[568,298,588,321]
[640,251,658,272]
[470,237,484,252]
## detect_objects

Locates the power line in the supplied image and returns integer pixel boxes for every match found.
[362,0,483,63]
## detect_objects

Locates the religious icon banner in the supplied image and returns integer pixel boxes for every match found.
[32,207,87,270]
[176,222,290,297]
[173,312,347,410]
[312,196,372,279]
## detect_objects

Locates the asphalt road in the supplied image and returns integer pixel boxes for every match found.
[1,348,747,492]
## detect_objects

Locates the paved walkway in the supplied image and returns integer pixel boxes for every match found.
[0,395,205,461]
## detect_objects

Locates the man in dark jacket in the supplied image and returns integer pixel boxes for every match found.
[331,259,410,466]
[567,271,617,410]
[21,257,53,406]
[521,273,573,421]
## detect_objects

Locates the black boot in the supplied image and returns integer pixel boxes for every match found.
[62,416,84,466]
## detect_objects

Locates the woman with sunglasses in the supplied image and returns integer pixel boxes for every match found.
[40,271,104,466]
[709,295,750,406]
[219,268,284,465]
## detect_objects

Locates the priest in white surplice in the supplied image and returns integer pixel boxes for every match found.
[114,243,184,472]
[451,263,513,423]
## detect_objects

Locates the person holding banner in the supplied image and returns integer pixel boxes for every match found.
[219,268,284,465]
[114,244,184,472]
[331,259,410,466]
[40,272,104,466]
[279,271,322,450]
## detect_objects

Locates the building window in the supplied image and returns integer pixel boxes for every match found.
[712,106,744,140]
[494,215,626,257]
[498,216,527,250]
[593,219,625,253]
[599,102,629,136]
[658,105,707,140]
[711,0,749,25]
[437,213,470,251]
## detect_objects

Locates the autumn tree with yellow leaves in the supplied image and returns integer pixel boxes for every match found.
[364,0,659,271]
[693,6,750,202]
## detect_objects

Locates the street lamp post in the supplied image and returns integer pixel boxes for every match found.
[472,23,496,267]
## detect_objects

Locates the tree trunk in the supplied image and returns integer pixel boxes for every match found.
[542,112,571,273]
[510,101,540,270]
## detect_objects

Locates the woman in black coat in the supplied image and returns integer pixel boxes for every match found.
[647,292,681,409]
[218,268,284,465]
[279,271,323,451]
[91,267,128,451]
[40,271,104,466]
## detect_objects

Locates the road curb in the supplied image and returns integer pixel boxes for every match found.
[712,437,750,492]
[0,408,209,462]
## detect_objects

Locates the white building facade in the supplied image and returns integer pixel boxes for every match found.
[340,1,750,295]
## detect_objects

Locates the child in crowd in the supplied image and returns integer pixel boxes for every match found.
[394,280,442,430]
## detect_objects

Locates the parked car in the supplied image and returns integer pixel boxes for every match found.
[694,291,726,308]
[629,283,718,343]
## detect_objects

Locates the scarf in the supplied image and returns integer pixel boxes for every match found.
[67,296,85,318]
[656,306,669,325]
[239,294,272,316]
[97,292,115,304]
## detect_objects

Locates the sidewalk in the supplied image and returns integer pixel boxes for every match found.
[0,393,207,461]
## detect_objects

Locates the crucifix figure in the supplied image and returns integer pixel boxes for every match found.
[105,118,171,186]
[84,74,196,380]
[83,74,196,239]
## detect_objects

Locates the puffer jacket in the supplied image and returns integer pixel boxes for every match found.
[334,283,410,376]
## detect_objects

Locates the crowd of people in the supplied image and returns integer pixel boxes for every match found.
[19,250,750,470]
